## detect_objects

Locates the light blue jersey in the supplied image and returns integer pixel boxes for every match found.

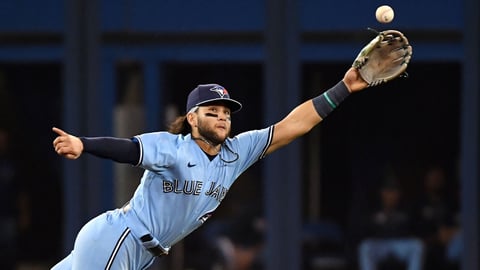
[129,126,273,249]
[52,126,273,270]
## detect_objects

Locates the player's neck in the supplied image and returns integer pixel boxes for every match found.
[191,135,221,155]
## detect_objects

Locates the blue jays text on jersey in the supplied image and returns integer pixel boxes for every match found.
[162,179,229,203]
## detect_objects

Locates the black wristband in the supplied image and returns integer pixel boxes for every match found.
[312,81,351,119]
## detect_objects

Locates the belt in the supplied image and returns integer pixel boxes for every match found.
[122,203,168,257]
[140,234,168,257]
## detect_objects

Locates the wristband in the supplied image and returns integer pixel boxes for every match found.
[312,81,351,119]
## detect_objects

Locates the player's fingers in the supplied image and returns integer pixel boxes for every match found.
[52,127,68,136]
[55,142,76,153]
[62,152,78,159]
[56,147,78,159]
[54,139,82,157]
[53,136,61,146]
[53,136,69,148]
[54,141,65,152]
[54,139,69,150]
[55,145,78,159]
[54,143,66,154]
[62,150,79,159]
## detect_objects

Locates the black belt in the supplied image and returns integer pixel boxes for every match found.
[140,234,167,257]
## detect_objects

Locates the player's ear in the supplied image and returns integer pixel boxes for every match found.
[186,112,197,127]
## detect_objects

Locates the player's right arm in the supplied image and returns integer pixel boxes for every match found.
[52,127,140,164]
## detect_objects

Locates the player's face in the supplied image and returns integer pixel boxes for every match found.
[196,104,232,145]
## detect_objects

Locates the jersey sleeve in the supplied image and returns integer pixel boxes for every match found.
[133,132,179,172]
[226,126,274,172]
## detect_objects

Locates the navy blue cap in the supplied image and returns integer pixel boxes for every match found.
[186,84,242,113]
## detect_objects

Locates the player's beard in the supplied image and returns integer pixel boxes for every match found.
[197,120,230,146]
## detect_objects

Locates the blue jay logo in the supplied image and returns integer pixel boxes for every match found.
[210,86,229,98]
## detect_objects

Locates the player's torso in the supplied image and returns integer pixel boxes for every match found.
[130,138,240,247]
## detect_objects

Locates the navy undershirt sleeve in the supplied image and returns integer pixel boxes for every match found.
[79,137,140,165]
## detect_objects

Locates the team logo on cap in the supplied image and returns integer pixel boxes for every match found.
[210,85,228,98]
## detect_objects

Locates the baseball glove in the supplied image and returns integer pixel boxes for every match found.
[352,29,412,87]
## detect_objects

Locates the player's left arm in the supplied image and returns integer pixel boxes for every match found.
[265,67,367,155]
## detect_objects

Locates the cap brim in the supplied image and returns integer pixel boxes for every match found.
[196,98,242,113]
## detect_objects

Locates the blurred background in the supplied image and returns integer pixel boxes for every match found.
[0,0,478,270]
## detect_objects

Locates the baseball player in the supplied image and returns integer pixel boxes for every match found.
[50,67,368,269]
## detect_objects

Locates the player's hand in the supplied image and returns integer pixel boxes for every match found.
[343,67,369,93]
[52,127,84,159]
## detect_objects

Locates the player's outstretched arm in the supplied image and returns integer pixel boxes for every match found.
[52,127,84,159]
[265,68,368,155]
[52,127,140,164]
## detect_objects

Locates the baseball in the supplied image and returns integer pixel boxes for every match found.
[376,5,394,23]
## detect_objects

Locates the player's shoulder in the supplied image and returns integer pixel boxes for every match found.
[136,130,171,138]
[227,126,274,148]
[231,126,273,141]
[135,131,187,145]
